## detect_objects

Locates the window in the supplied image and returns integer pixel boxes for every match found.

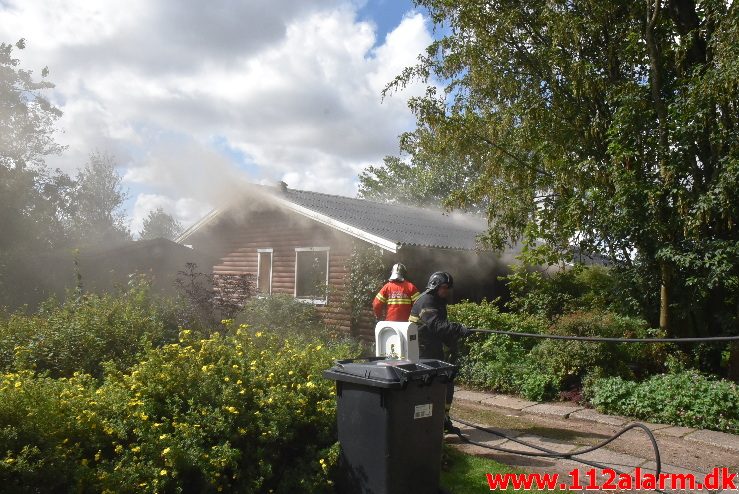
[257,249,273,294]
[295,247,329,303]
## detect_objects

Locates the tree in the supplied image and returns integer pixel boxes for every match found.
[0,39,70,253]
[139,207,183,241]
[69,152,130,244]
[377,0,738,337]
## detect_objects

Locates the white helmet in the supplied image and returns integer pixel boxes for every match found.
[389,263,407,281]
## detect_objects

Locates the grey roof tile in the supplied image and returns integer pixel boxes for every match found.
[278,188,488,250]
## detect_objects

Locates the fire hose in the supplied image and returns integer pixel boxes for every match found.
[441,327,739,493]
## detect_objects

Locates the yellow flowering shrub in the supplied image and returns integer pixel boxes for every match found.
[0,329,359,493]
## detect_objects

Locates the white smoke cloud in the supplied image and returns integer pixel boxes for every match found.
[0,1,433,227]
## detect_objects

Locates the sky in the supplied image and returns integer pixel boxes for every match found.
[0,0,434,235]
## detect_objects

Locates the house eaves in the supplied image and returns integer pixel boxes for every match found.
[175,192,401,253]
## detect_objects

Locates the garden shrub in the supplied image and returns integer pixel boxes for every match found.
[506,264,632,320]
[448,300,558,399]
[0,282,180,378]
[585,369,739,433]
[0,328,359,493]
[236,294,336,341]
[530,311,667,389]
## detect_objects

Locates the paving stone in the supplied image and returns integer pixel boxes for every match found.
[633,421,673,431]
[655,425,697,438]
[450,424,509,447]
[523,403,585,418]
[479,394,538,411]
[508,434,578,454]
[640,460,708,477]
[453,389,490,403]
[640,461,716,494]
[569,408,629,426]
[572,448,647,469]
[684,429,739,453]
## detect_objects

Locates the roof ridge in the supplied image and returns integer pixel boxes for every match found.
[284,186,481,219]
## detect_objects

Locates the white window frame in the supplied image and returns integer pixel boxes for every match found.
[256,248,273,295]
[294,247,330,305]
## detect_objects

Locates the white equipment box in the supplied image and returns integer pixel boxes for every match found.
[374,321,420,362]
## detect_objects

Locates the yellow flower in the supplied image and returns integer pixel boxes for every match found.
[225,406,238,414]
[160,469,168,476]
[315,345,322,351]
[114,444,124,454]
[306,381,316,388]
[162,447,170,455]
[131,446,141,453]
[255,332,263,337]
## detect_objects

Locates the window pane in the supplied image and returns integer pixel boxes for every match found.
[296,250,328,299]
[258,252,272,294]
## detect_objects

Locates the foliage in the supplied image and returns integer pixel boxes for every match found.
[505,264,632,321]
[0,39,68,299]
[449,300,558,400]
[139,208,183,241]
[449,301,667,401]
[237,294,330,341]
[342,244,386,333]
[531,311,671,390]
[375,0,739,336]
[586,369,739,434]
[174,263,254,331]
[0,279,179,378]
[0,329,357,493]
[359,154,482,211]
[69,151,131,243]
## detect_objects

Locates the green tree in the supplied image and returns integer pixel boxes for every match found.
[378,0,738,337]
[138,207,183,240]
[69,152,130,244]
[0,40,74,304]
[0,39,70,253]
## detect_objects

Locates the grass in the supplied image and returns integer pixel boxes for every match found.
[440,445,533,493]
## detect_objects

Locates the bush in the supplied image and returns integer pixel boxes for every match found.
[448,300,557,399]
[530,311,670,390]
[585,370,739,433]
[506,264,633,320]
[0,329,358,493]
[449,301,669,402]
[0,282,180,378]
[236,294,338,341]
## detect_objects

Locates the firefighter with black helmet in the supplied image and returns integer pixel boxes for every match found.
[409,271,470,433]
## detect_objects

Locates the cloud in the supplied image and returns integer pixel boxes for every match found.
[0,0,434,227]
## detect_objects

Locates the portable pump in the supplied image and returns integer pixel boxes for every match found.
[374,321,420,362]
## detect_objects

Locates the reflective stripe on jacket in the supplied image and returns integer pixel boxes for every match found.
[372,280,420,322]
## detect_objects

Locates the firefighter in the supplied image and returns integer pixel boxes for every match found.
[409,271,470,433]
[372,263,421,322]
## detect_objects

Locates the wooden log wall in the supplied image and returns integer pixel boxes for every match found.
[210,208,378,341]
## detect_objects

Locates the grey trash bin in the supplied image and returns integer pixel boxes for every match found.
[323,357,457,494]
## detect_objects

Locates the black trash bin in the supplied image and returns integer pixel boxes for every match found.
[323,357,457,494]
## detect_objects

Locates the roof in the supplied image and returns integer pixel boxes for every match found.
[178,185,489,252]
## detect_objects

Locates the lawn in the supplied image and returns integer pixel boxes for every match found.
[441,446,536,493]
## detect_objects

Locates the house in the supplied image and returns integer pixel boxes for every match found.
[177,184,517,340]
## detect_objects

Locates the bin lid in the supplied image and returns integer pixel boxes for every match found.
[323,357,456,389]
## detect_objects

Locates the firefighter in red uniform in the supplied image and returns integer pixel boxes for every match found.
[372,263,421,322]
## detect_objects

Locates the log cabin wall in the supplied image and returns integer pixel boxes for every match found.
[210,207,379,341]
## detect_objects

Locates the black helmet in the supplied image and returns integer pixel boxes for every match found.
[426,271,453,292]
